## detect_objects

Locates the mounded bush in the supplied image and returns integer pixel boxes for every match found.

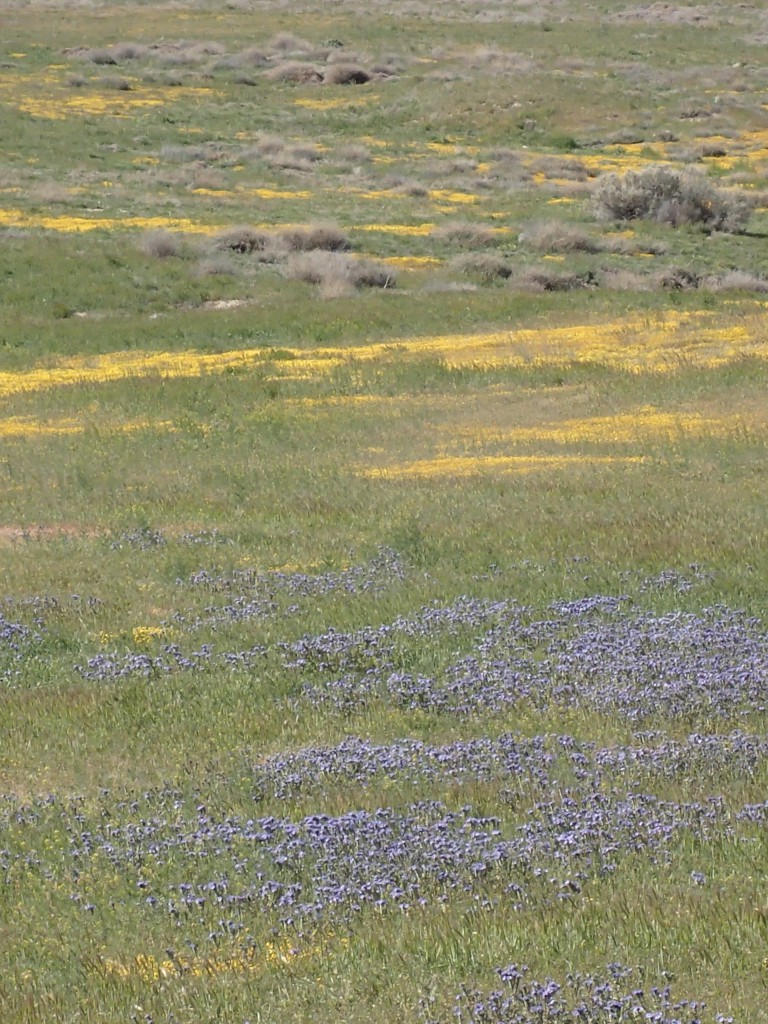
[593,165,753,232]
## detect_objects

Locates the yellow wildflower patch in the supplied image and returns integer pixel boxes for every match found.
[0,416,176,438]
[453,407,760,446]
[131,626,167,646]
[0,209,221,234]
[294,95,378,110]
[98,937,325,981]
[363,454,647,479]
[1,308,765,401]
[428,189,478,204]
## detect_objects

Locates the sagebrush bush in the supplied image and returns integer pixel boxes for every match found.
[212,226,270,254]
[284,252,395,293]
[323,63,371,85]
[593,165,753,232]
[432,220,496,247]
[450,254,512,281]
[276,223,350,252]
[139,230,183,259]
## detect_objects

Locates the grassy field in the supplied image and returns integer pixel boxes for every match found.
[1,1,768,1021]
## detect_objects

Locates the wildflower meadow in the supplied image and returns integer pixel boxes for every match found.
[1,0,767,1021]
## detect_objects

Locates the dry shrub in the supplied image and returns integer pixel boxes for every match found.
[160,143,212,163]
[276,223,350,252]
[66,74,88,88]
[510,268,592,293]
[100,76,133,91]
[249,135,285,158]
[195,255,238,277]
[432,220,496,247]
[394,179,429,198]
[451,254,512,281]
[333,144,371,165]
[139,230,183,259]
[284,252,395,293]
[323,63,371,85]
[212,226,270,254]
[521,221,603,254]
[268,32,314,54]
[83,48,118,65]
[702,270,768,292]
[593,165,754,231]
[186,41,225,59]
[656,267,701,290]
[111,42,147,61]
[600,268,655,291]
[235,46,269,66]
[264,62,322,84]
[267,143,323,172]
[530,156,590,181]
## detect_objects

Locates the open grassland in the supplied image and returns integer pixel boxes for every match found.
[1,1,768,1022]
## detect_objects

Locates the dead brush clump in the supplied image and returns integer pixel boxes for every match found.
[520,221,604,254]
[322,63,371,85]
[656,267,701,290]
[268,32,315,55]
[332,144,372,167]
[82,48,119,65]
[276,223,350,252]
[393,179,429,198]
[600,268,656,291]
[284,252,395,294]
[509,268,593,293]
[530,156,590,182]
[100,76,133,91]
[432,220,497,247]
[234,46,269,67]
[267,143,324,172]
[111,42,147,61]
[702,270,768,292]
[450,253,512,282]
[160,143,217,164]
[139,229,184,259]
[593,165,754,232]
[264,62,322,84]
[211,226,271,254]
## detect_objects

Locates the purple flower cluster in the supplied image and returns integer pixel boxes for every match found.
[436,962,731,1024]
[251,734,553,799]
[299,602,768,721]
[76,643,214,681]
[0,613,43,681]
[183,546,406,597]
[110,526,167,550]
[281,596,518,675]
[178,547,408,629]
[248,730,768,799]
[21,790,740,926]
